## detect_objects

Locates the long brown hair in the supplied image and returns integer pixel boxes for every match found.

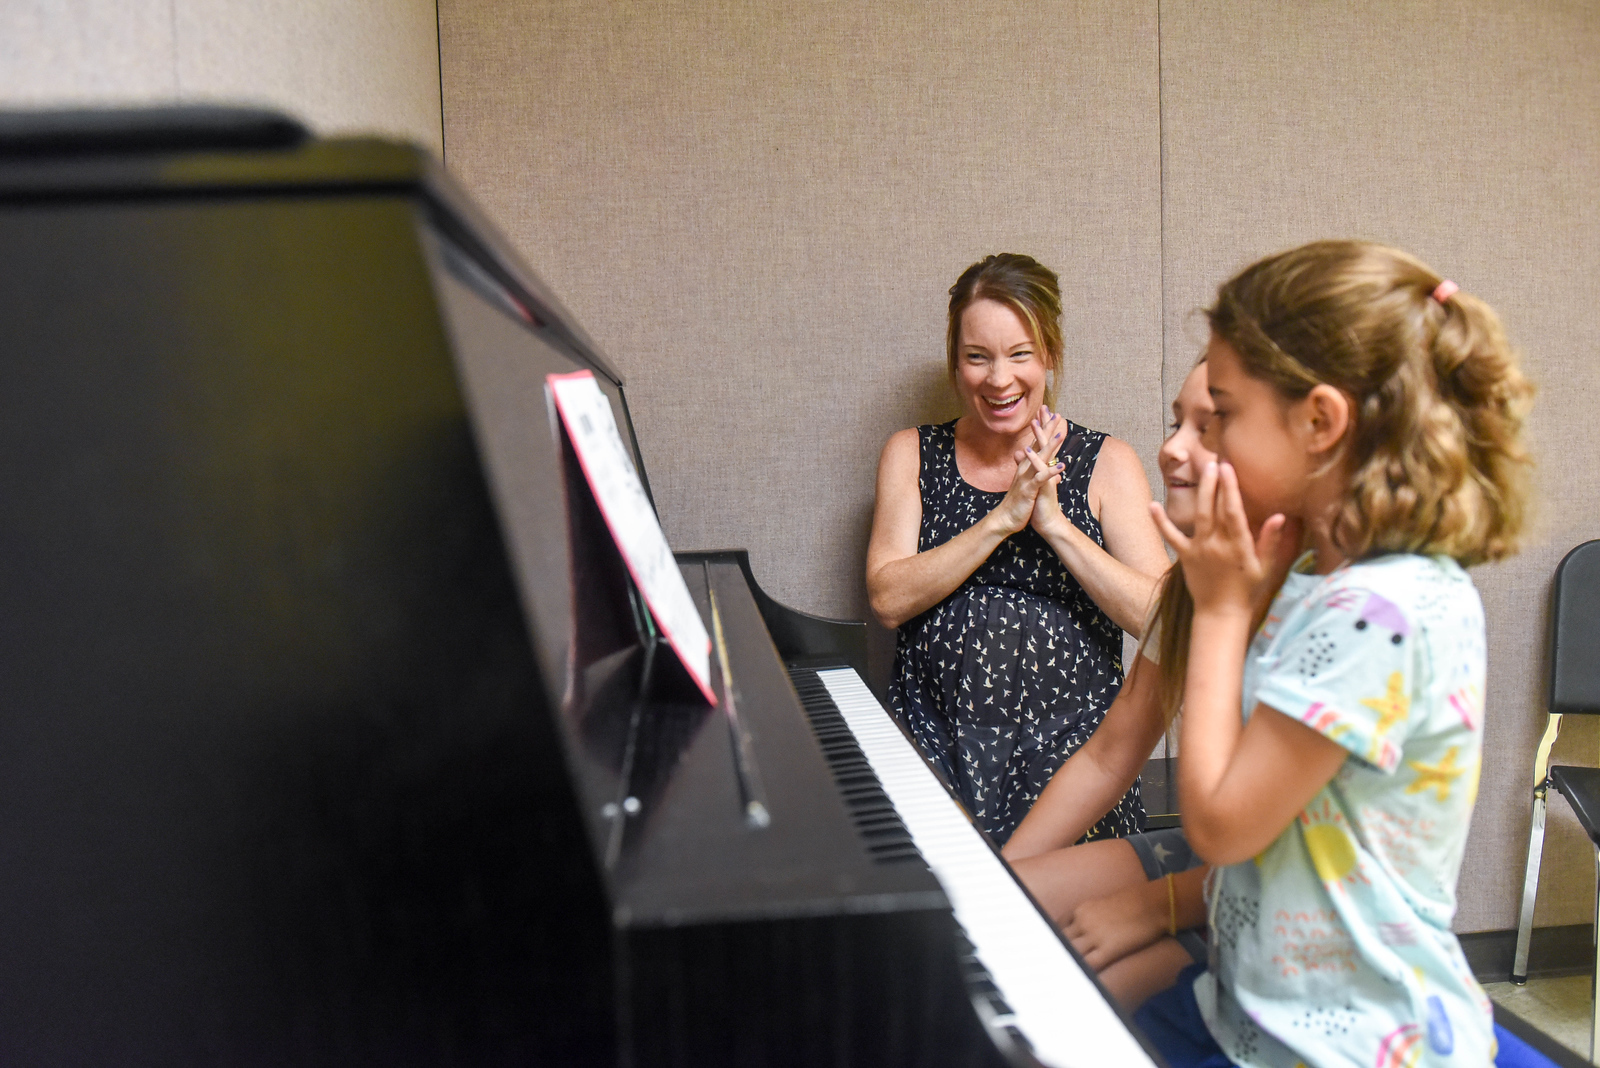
[1146,562,1194,728]
[1152,240,1534,720]
[947,253,1063,408]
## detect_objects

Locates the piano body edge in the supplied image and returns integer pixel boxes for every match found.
[674,548,870,678]
[596,558,1023,1068]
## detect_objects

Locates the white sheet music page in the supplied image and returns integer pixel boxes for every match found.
[546,370,714,704]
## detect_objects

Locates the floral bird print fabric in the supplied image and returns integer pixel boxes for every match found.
[887,419,1138,845]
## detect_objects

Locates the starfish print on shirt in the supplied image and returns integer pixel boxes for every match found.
[1406,747,1467,803]
[1360,671,1410,767]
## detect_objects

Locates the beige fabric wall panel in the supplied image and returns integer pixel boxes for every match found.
[174,0,443,155]
[1,0,178,103]
[438,0,1165,645]
[2,0,443,157]
[1160,0,1600,932]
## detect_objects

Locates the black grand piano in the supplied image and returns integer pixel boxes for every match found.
[0,109,1159,1067]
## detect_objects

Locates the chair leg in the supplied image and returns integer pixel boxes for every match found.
[1513,713,1563,984]
[1513,791,1549,984]
[1592,848,1599,1064]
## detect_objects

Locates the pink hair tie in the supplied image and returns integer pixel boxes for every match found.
[1432,279,1459,304]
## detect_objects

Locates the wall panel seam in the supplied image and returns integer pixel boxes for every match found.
[435,0,446,162]
[1156,0,1167,425]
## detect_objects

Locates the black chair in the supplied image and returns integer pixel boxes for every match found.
[1512,540,1600,1060]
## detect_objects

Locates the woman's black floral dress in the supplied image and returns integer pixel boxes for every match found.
[888,419,1143,845]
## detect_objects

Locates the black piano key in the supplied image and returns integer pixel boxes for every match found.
[1002,1025,1037,1058]
[949,909,1021,1026]
[788,666,1078,1066]
[787,667,923,866]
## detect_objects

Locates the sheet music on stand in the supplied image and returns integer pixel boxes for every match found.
[546,370,715,704]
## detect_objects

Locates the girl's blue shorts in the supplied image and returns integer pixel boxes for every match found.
[1133,963,1559,1068]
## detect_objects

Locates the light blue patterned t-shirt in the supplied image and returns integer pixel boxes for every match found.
[1193,553,1493,1068]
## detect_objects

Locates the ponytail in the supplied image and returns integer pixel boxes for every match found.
[1425,287,1533,564]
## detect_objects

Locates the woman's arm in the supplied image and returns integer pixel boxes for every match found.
[866,428,1060,630]
[1001,652,1166,861]
[1031,436,1167,635]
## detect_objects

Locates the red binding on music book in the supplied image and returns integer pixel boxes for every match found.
[546,369,715,704]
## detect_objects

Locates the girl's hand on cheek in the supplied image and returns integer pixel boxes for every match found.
[1254,513,1304,619]
[1150,461,1295,619]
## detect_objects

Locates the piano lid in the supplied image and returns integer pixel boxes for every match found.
[0,105,624,391]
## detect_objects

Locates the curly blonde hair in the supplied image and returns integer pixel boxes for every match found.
[1145,241,1534,725]
[1209,239,1533,567]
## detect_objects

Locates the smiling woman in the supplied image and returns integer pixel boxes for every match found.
[865,253,1169,844]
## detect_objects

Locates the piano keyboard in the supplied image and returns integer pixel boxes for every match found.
[809,667,1158,1068]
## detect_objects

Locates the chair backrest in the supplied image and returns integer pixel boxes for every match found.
[1552,540,1600,714]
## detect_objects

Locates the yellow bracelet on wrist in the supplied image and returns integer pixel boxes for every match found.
[1166,872,1177,937]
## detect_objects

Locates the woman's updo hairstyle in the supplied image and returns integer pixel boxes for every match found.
[1208,239,1533,567]
[947,253,1064,408]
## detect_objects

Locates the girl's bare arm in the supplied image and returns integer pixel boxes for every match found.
[1152,461,1346,865]
[1065,865,1210,972]
[1179,647,1347,865]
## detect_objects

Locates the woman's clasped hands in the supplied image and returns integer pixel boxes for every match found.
[994,406,1071,536]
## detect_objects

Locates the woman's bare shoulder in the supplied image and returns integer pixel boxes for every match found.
[1089,434,1147,482]
[1086,434,1155,518]
[880,426,922,465]
[887,425,922,447]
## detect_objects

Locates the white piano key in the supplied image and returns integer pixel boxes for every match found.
[816,668,1156,1068]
